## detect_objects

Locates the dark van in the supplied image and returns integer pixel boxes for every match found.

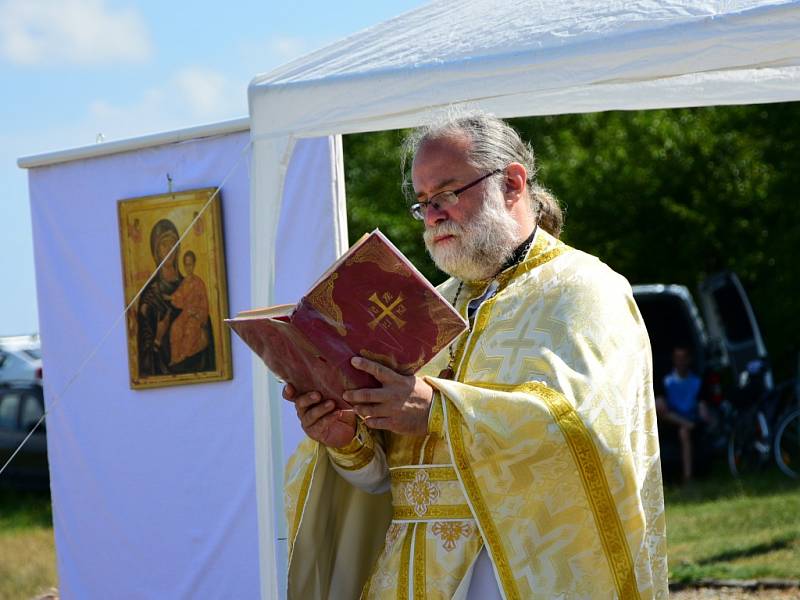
[632,271,771,479]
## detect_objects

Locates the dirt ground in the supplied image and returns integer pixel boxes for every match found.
[671,587,800,599]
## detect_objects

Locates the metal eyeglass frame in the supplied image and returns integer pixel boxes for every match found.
[409,168,503,221]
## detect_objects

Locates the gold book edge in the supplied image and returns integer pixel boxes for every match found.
[227,303,294,321]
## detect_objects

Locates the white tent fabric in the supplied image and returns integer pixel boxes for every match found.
[20,122,346,598]
[249,135,348,598]
[248,0,800,597]
[250,0,800,137]
[25,130,261,598]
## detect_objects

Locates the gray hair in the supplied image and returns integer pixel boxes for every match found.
[402,110,564,238]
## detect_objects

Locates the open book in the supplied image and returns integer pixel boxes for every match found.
[226,230,467,408]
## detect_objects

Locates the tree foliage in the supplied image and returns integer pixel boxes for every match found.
[343,103,800,377]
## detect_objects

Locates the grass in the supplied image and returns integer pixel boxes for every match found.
[0,488,58,600]
[665,466,800,583]
[0,467,797,596]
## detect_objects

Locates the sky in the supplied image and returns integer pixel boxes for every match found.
[0,0,429,336]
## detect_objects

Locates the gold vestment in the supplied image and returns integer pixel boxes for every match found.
[284,228,668,599]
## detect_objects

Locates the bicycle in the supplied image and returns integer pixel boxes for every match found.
[774,378,800,478]
[726,360,786,478]
[727,401,774,477]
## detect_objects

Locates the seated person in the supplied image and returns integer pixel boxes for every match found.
[655,346,710,482]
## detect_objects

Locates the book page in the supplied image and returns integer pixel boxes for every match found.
[232,304,293,319]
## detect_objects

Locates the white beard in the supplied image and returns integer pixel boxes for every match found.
[423,189,521,281]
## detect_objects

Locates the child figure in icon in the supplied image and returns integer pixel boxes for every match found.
[166,251,212,367]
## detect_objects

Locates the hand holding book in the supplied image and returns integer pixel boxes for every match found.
[226,230,467,410]
[283,385,358,448]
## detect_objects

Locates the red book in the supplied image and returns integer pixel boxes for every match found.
[226,230,467,408]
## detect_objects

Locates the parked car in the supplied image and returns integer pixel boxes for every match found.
[0,334,42,384]
[0,380,49,490]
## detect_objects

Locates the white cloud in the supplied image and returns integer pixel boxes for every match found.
[84,67,246,141]
[238,34,321,74]
[174,67,230,117]
[266,35,311,62]
[0,0,151,66]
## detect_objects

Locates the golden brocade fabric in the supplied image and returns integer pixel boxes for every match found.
[363,445,484,599]
[283,228,668,599]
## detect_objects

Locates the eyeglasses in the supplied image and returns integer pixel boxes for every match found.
[409,169,503,221]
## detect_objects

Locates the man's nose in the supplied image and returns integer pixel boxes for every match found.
[423,203,448,228]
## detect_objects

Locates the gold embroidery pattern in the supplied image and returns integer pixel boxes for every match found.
[410,436,426,467]
[288,445,318,562]
[535,383,640,600]
[470,381,641,600]
[306,272,346,336]
[457,247,571,378]
[413,523,427,600]
[362,522,400,599]
[422,434,438,464]
[345,235,412,277]
[447,403,521,600]
[360,573,373,599]
[508,246,569,283]
[397,524,414,600]
[404,470,440,516]
[328,443,374,471]
[368,291,407,330]
[432,521,474,551]
[385,523,403,550]
[427,391,444,438]
[441,233,571,600]
[327,421,375,470]
[392,504,473,521]
[390,466,457,482]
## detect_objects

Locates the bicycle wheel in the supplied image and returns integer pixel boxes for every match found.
[775,408,800,479]
[728,408,771,478]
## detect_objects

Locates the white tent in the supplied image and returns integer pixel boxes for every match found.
[16,0,800,597]
[248,0,800,596]
[17,120,345,598]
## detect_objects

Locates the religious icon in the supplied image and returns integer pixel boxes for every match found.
[118,188,232,389]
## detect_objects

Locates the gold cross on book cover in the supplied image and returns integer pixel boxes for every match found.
[226,229,468,408]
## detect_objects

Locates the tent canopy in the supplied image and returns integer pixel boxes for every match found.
[250,0,800,139]
[247,1,800,597]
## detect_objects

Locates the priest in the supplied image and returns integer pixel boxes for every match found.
[282,111,668,599]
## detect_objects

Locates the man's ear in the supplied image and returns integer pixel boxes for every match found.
[502,163,527,207]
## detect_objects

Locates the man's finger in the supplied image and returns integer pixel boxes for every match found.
[295,391,323,411]
[301,399,336,429]
[353,402,390,420]
[351,356,401,383]
[336,408,357,424]
[282,384,296,401]
[343,387,385,406]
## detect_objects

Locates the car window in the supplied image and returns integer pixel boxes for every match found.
[0,393,21,429]
[711,285,755,344]
[20,394,44,430]
[24,348,42,360]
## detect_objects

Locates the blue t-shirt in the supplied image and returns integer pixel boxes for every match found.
[663,371,702,421]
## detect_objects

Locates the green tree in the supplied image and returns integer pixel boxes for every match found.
[343,103,800,377]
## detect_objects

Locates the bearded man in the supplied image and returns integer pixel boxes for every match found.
[282,112,668,599]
